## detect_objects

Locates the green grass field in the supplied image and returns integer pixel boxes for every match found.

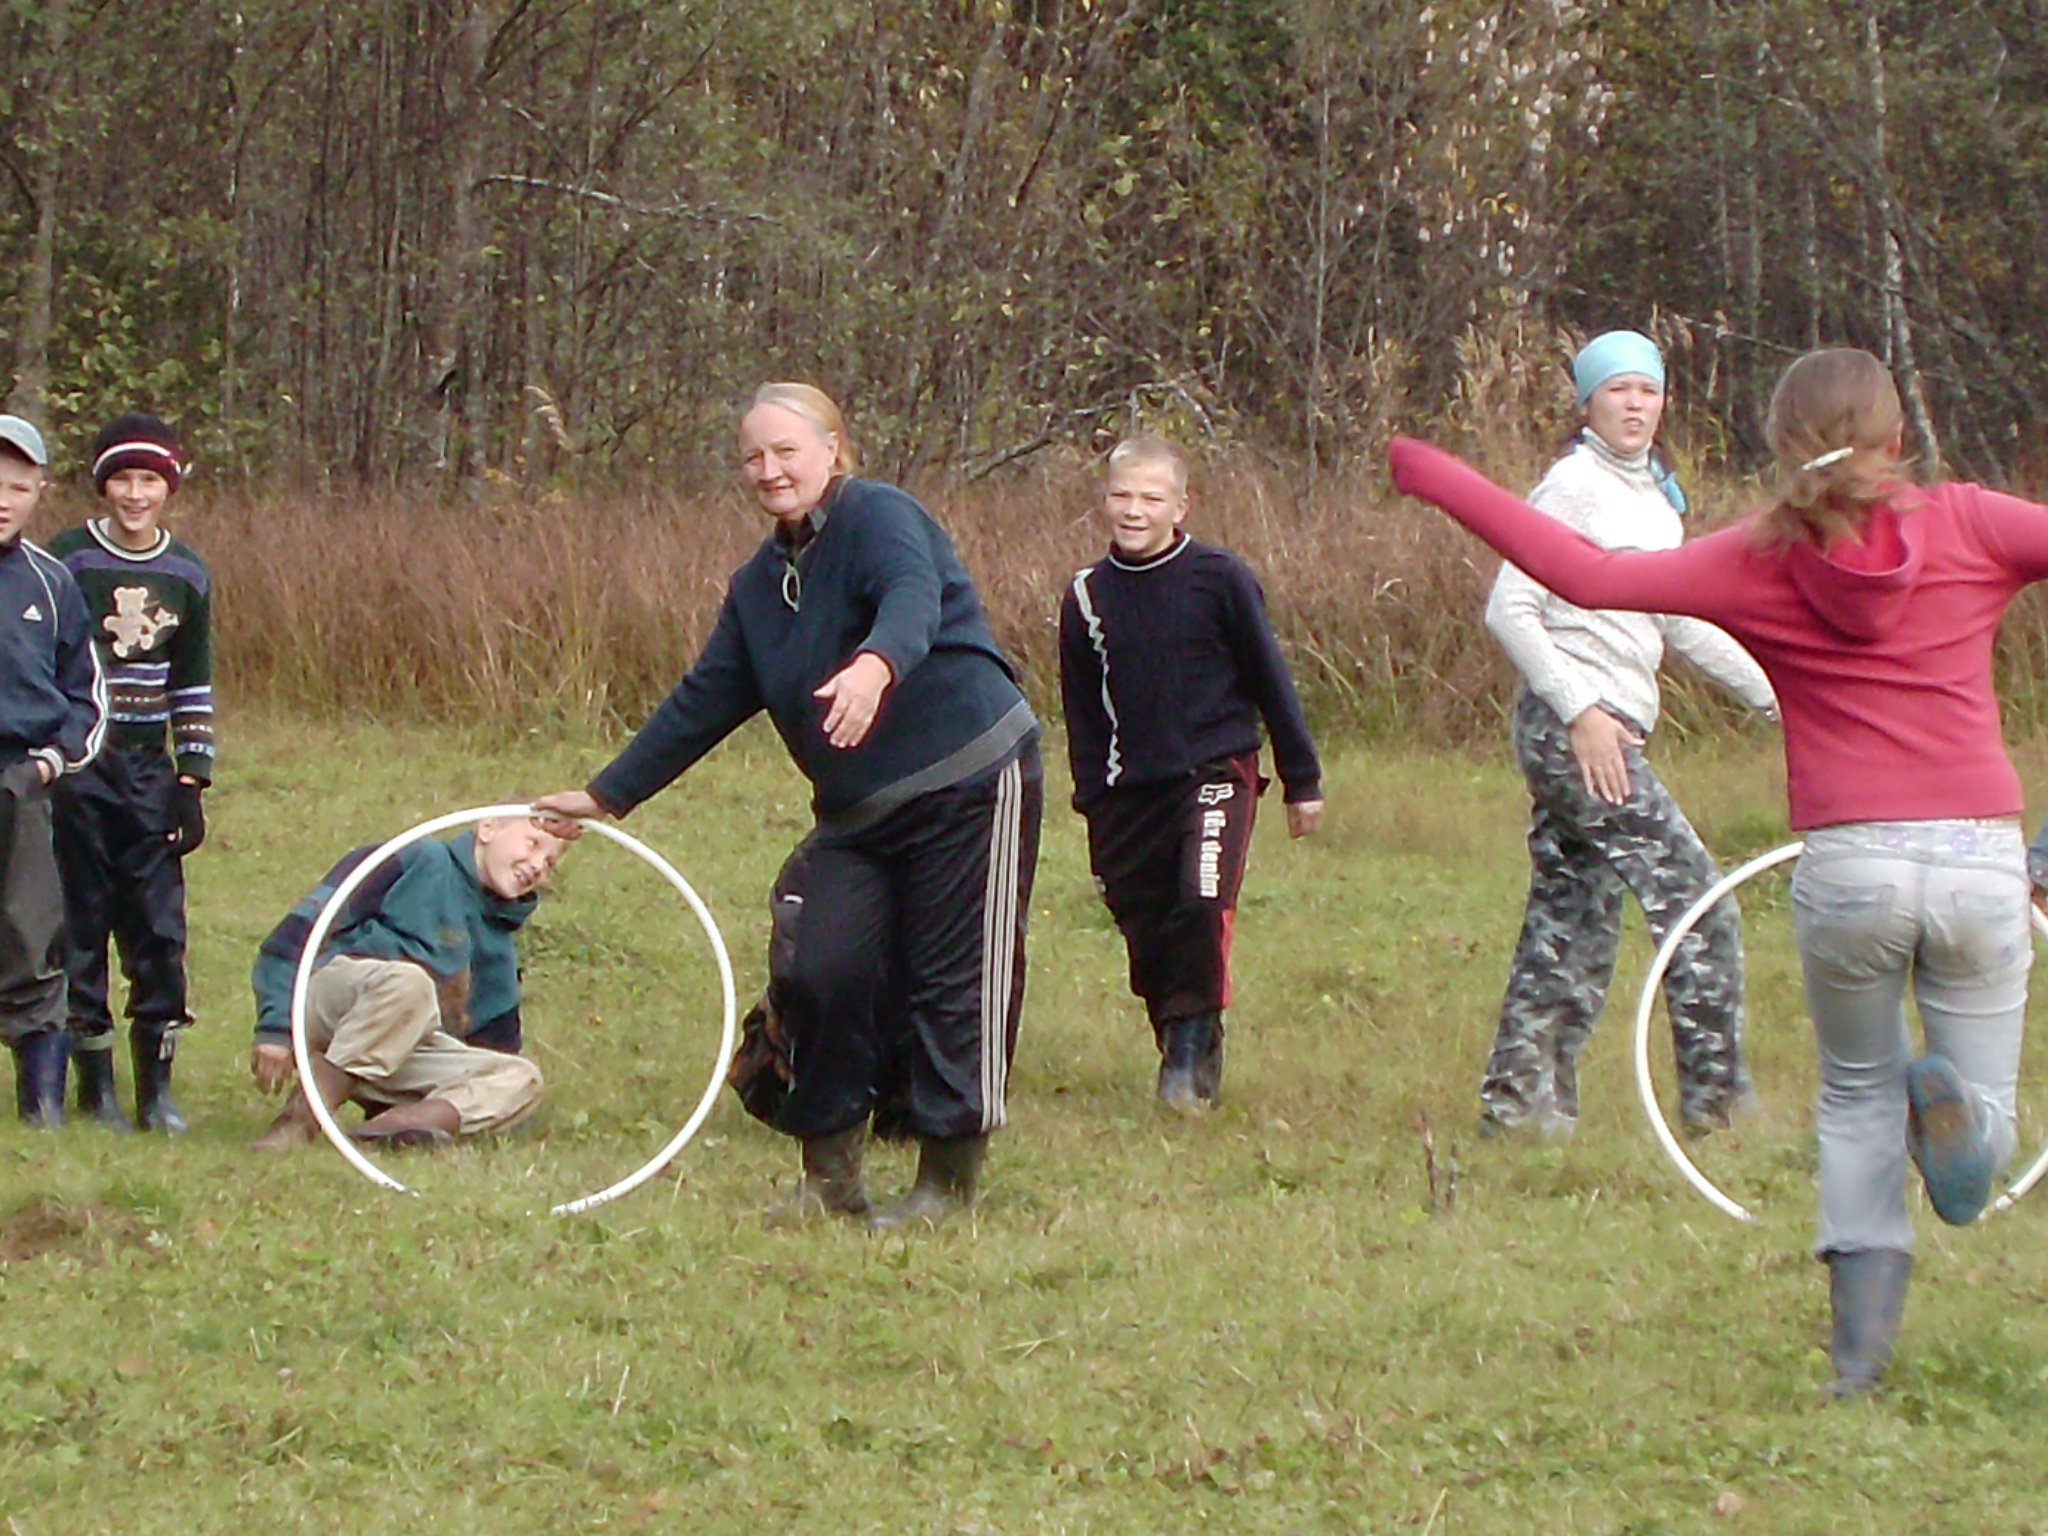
[7,715,2048,1535]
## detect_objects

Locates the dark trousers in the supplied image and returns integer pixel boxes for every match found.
[0,759,67,1046]
[1084,753,1260,1034]
[777,743,1043,1142]
[51,745,189,1041]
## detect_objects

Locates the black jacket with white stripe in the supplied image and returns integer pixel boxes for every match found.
[1058,534,1320,810]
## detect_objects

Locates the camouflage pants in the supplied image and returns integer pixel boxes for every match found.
[1481,690,1749,1131]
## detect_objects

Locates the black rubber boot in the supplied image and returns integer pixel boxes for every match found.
[1195,1013,1225,1102]
[868,1133,986,1232]
[131,1020,188,1135]
[1158,1013,1219,1112]
[1826,1248,1913,1399]
[764,1122,873,1226]
[70,1036,133,1131]
[12,1028,68,1127]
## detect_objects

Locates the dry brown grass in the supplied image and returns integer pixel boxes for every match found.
[109,455,1517,747]
[43,429,2048,749]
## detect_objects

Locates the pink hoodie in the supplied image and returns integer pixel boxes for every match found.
[1389,436,2048,830]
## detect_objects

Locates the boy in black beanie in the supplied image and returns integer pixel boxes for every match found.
[47,413,216,1132]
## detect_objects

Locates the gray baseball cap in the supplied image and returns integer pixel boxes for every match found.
[0,414,49,467]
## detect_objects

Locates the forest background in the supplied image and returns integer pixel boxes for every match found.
[7,0,2048,741]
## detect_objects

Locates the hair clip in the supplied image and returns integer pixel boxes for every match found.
[1800,446,1854,473]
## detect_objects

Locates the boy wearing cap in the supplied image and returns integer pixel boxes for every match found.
[47,413,215,1132]
[0,414,107,1124]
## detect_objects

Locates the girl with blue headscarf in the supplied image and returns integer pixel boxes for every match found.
[1478,330,1778,1138]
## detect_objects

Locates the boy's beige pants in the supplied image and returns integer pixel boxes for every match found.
[306,955,542,1133]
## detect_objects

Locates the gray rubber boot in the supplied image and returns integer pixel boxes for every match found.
[764,1122,873,1226]
[868,1133,986,1232]
[1826,1248,1913,1399]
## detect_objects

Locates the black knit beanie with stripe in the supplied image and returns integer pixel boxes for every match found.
[90,413,183,496]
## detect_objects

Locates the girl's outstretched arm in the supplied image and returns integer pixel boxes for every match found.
[1388,436,1739,622]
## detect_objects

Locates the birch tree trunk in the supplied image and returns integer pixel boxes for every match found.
[1867,12,1941,475]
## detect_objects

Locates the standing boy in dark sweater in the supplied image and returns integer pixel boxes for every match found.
[47,414,215,1132]
[0,415,107,1124]
[1059,436,1323,1111]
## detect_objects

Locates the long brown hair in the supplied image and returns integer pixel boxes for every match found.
[1754,348,1914,547]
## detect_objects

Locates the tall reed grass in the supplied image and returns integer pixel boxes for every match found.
[49,438,2048,750]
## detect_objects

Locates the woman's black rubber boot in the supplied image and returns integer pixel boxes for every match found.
[764,1123,874,1226]
[869,1134,986,1232]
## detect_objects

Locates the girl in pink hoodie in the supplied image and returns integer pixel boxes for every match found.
[1391,347,2046,1398]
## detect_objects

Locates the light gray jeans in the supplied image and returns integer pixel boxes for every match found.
[1792,819,2030,1256]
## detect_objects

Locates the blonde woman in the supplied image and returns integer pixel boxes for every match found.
[540,384,1040,1231]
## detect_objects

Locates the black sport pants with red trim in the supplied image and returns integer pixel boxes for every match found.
[1083,752,1260,1035]
[776,742,1042,1143]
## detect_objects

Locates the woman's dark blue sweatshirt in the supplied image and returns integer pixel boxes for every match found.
[589,478,1034,832]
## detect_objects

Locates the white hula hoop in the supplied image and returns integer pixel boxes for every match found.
[288,805,737,1216]
[1633,839,2048,1222]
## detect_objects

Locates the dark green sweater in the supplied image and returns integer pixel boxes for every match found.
[251,832,537,1051]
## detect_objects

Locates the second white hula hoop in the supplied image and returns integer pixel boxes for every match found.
[1633,839,2048,1223]
[287,805,737,1216]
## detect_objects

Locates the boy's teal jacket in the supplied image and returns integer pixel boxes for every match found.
[251,831,537,1050]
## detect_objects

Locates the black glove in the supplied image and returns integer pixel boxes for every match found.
[169,779,206,855]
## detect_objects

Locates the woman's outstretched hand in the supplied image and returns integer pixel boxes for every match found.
[530,789,604,839]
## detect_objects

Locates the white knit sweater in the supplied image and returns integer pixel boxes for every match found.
[1484,437,1776,732]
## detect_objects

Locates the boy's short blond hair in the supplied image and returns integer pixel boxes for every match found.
[1107,435,1188,497]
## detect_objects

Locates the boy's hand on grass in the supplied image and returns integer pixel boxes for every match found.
[814,652,893,749]
[1286,800,1323,838]
[1567,706,1640,805]
[251,1042,295,1095]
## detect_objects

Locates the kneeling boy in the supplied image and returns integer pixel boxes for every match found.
[1058,436,1323,1111]
[249,813,566,1149]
